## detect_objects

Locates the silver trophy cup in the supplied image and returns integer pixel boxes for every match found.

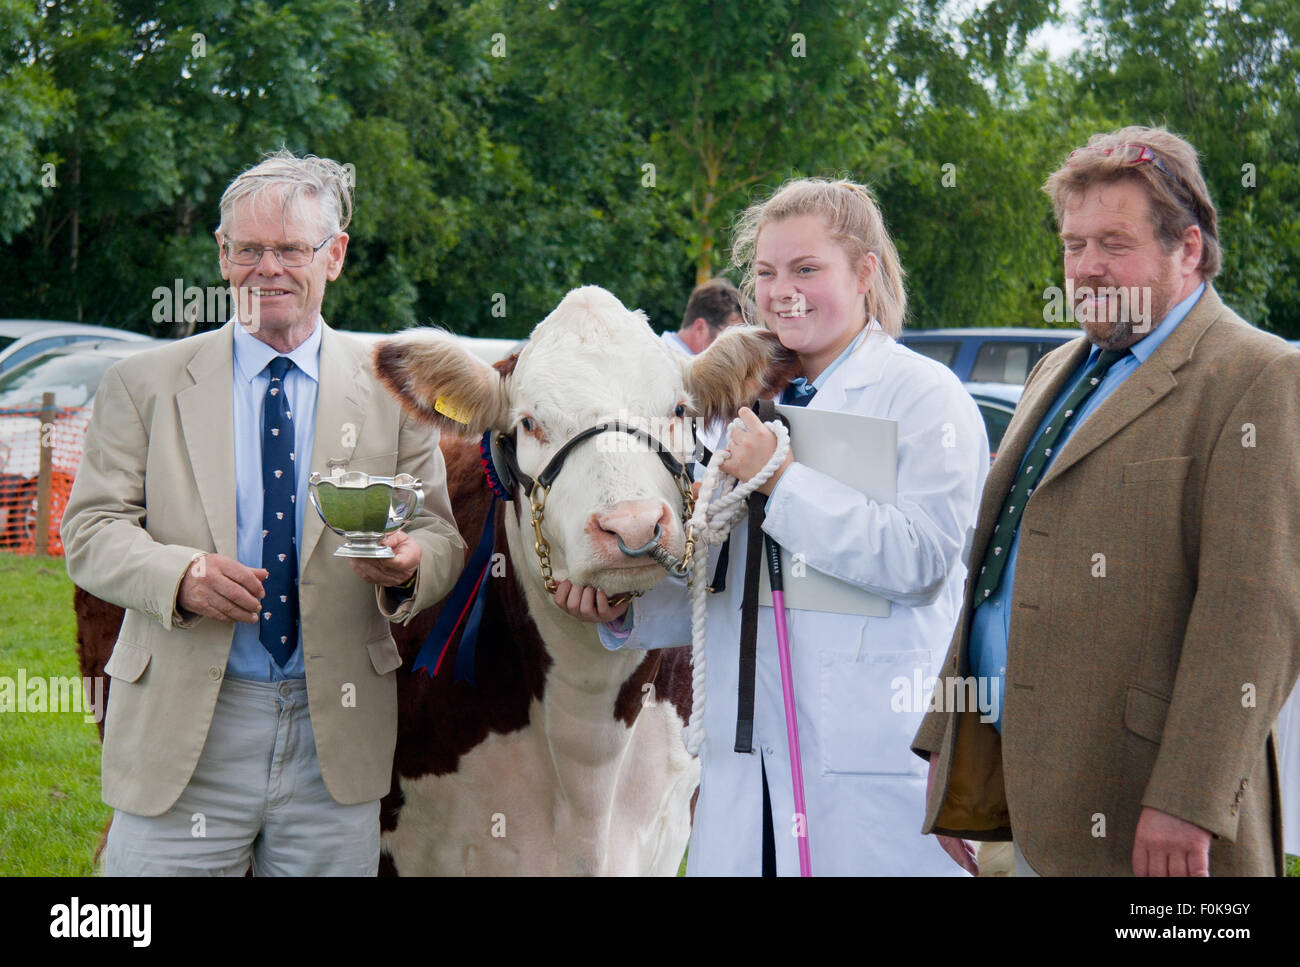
[308,466,424,558]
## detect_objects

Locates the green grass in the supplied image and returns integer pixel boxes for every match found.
[0,552,110,875]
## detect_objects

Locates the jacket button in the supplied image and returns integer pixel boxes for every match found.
[208,666,222,682]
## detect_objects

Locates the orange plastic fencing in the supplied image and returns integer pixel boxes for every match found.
[0,405,92,555]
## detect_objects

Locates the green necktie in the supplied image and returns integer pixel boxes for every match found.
[972,349,1128,606]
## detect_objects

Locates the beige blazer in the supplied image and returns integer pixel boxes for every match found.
[912,287,1300,875]
[62,321,464,816]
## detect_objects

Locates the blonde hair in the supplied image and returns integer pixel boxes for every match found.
[1043,126,1220,280]
[730,177,907,338]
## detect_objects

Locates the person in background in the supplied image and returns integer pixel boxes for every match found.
[662,276,748,356]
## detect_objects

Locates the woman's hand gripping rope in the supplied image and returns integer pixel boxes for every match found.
[682,408,792,754]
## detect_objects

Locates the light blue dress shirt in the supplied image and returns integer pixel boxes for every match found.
[226,320,321,681]
[970,283,1205,730]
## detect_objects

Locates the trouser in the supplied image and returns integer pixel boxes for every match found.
[102,676,379,876]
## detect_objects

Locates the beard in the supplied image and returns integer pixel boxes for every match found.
[1072,272,1180,351]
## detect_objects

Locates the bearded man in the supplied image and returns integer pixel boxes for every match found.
[912,125,1300,876]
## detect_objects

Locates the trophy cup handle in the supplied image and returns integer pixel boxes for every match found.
[388,482,425,530]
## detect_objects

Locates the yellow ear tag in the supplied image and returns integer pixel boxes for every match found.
[434,396,470,425]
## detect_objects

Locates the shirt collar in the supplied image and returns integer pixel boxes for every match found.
[662,330,694,356]
[232,316,323,383]
[782,320,878,402]
[1086,282,1205,367]
[811,320,876,390]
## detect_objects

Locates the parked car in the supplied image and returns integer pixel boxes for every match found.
[0,319,150,375]
[0,338,169,550]
[964,381,1024,461]
[902,327,1079,385]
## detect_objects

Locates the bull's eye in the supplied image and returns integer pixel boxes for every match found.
[674,404,687,419]
[520,416,535,433]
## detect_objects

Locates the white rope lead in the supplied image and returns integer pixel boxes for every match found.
[683,417,791,755]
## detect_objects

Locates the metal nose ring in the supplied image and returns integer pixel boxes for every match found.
[617,523,663,558]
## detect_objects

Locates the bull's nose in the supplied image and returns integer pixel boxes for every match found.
[592,501,673,558]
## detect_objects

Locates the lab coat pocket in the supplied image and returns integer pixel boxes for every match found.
[820,647,930,777]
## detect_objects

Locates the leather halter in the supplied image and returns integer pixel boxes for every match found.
[491,421,688,501]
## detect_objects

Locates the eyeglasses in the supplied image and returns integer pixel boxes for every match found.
[221,234,335,267]
[1067,143,1174,180]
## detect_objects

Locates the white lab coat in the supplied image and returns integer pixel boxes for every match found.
[617,327,990,875]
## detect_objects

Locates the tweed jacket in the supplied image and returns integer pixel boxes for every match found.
[912,286,1300,875]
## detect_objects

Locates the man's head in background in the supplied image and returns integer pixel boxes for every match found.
[673,277,749,354]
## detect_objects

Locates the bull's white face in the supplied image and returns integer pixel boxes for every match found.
[373,284,799,598]
[506,288,695,593]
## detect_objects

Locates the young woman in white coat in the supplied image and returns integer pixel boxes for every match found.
[555,178,989,875]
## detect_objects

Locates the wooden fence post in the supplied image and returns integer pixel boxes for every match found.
[34,391,56,556]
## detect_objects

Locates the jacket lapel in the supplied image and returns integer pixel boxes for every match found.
[176,324,238,558]
[1038,287,1223,487]
[299,323,370,570]
[966,338,1089,573]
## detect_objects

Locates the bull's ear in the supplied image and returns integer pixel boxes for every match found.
[684,327,801,424]
[372,331,512,437]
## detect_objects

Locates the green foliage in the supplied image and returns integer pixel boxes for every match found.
[0,0,1296,337]
[1071,0,1300,333]
[0,0,69,244]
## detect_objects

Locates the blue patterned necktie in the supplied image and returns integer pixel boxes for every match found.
[972,348,1128,606]
[260,356,299,666]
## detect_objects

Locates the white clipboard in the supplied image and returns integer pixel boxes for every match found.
[757,402,898,616]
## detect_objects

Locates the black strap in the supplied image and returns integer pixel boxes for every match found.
[733,399,790,754]
[734,491,765,754]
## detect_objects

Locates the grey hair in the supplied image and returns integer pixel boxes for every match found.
[217,148,354,239]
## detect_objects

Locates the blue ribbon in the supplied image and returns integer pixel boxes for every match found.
[412,493,499,685]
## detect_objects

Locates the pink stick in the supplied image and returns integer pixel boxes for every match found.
[770,589,811,876]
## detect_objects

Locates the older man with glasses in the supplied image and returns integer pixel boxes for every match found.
[912,125,1300,877]
[62,149,465,876]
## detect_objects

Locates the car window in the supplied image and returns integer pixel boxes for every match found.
[969,341,1063,384]
[1,338,65,373]
[0,353,116,408]
[906,340,960,370]
[977,401,1014,456]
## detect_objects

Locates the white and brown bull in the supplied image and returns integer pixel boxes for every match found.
[372,285,796,874]
[74,285,797,875]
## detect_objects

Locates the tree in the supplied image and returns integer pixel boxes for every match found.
[1072,0,1300,335]
[0,0,68,244]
